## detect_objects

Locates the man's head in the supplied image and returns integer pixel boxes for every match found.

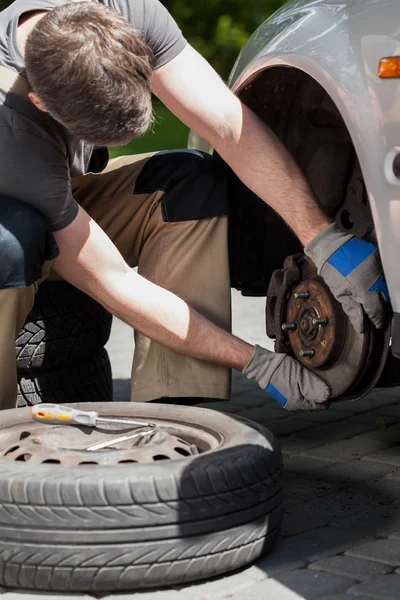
[25,2,155,146]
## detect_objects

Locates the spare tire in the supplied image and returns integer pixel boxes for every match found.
[17,348,113,406]
[16,282,112,372]
[0,402,283,593]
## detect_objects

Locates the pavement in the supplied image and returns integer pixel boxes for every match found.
[5,290,400,600]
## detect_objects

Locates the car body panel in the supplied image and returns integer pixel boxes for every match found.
[190,0,400,312]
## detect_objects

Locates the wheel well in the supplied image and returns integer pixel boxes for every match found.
[229,66,373,295]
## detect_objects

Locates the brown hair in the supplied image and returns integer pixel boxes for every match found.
[25,2,155,146]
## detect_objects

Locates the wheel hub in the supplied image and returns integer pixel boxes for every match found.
[266,254,390,400]
[286,277,346,369]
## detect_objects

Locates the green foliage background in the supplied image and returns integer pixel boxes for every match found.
[118,0,286,155]
[0,0,287,153]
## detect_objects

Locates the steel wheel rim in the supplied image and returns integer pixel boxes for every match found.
[0,413,223,466]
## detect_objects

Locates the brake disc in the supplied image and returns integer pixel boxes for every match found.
[266,254,390,400]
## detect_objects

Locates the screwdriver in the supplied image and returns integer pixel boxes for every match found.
[31,404,156,429]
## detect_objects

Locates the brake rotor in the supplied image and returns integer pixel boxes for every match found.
[266,254,390,400]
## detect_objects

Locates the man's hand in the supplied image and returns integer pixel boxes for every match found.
[304,224,389,334]
[243,345,330,411]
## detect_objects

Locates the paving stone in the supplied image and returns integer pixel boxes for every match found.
[279,436,325,456]
[234,405,287,424]
[231,578,309,600]
[309,555,392,582]
[364,474,400,499]
[372,515,400,538]
[283,477,339,509]
[283,488,386,537]
[301,437,391,463]
[333,394,398,414]
[291,410,349,424]
[372,403,400,419]
[282,506,330,535]
[178,565,266,598]
[296,422,375,443]
[278,527,370,563]
[349,414,398,427]
[267,418,312,437]
[227,395,265,408]
[363,446,400,466]
[356,428,400,443]
[330,501,396,536]
[386,531,400,543]
[272,569,355,599]
[348,574,400,599]
[113,378,131,402]
[311,460,398,485]
[320,595,376,600]
[284,455,333,474]
[346,539,400,567]
[234,384,265,399]
[254,552,306,576]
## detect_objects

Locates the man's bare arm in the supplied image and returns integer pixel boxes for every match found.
[152,45,331,246]
[53,206,253,370]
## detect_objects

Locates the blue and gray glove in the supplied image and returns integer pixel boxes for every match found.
[243,345,330,411]
[304,224,389,334]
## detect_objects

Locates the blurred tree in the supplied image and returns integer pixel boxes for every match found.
[162,0,286,78]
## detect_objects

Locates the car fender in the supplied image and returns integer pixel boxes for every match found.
[216,0,400,313]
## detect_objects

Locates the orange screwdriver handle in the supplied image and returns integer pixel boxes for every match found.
[31,404,98,427]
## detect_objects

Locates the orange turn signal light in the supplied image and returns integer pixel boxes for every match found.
[379,57,400,78]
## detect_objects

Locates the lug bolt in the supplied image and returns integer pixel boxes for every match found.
[312,317,328,326]
[282,322,297,332]
[294,291,310,299]
[299,349,315,358]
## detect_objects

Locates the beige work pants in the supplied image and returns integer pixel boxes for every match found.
[0,152,231,409]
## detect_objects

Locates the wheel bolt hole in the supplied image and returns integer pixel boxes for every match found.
[42,459,61,464]
[19,432,31,440]
[78,462,99,465]
[15,453,32,462]
[175,447,191,457]
[153,455,170,461]
[4,446,20,456]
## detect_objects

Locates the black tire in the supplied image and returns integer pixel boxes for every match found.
[17,349,113,407]
[0,402,283,592]
[16,282,112,372]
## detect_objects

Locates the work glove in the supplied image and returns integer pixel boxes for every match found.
[304,224,389,334]
[242,345,330,411]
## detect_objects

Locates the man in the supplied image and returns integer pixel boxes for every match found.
[0,0,389,411]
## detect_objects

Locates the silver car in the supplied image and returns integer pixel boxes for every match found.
[190,0,400,401]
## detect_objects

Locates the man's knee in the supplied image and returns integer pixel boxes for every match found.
[134,150,232,222]
[0,198,59,289]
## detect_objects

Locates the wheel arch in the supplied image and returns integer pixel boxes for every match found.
[227,63,374,296]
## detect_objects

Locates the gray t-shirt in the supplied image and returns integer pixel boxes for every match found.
[0,0,187,230]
